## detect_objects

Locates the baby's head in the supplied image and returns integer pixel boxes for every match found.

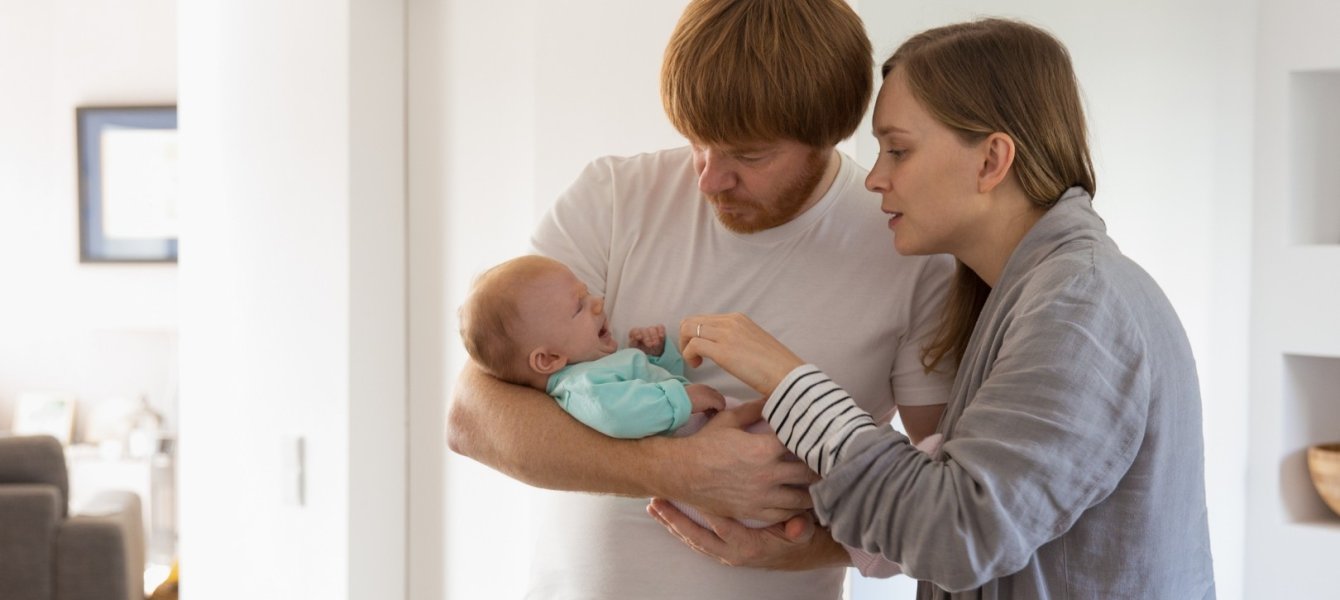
[459,255,618,389]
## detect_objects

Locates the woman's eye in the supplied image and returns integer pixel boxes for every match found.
[886,149,907,159]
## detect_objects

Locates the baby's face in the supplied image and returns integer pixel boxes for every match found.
[518,264,618,365]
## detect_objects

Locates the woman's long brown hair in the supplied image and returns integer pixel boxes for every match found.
[883,19,1097,372]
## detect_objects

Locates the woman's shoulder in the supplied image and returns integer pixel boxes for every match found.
[1016,240,1175,324]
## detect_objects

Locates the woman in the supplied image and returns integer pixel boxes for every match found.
[653,19,1215,598]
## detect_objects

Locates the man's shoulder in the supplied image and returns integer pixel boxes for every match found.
[584,145,693,178]
[558,146,695,206]
[548,146,695,214]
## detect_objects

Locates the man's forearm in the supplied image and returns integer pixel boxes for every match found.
[446,361,679,497]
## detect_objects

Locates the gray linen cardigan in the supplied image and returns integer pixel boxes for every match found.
[765,187,1216,599]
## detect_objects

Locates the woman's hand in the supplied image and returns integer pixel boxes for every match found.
[679,313,806,396]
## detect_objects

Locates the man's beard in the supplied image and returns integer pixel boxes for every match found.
[709,150,829,234]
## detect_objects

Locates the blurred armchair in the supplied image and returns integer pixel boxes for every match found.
[0,435,144,600]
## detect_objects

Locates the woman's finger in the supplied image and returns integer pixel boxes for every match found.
[678,315,706,347]
[679,313,807,393]
[681,335,720,369]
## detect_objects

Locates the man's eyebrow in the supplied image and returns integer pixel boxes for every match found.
[724,145,773,155]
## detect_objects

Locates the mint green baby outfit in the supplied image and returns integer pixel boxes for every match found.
[545,343,691,439]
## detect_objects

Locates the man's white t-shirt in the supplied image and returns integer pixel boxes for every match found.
[528,146,954,600]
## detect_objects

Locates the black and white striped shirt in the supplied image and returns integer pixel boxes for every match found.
[764,365,879,477]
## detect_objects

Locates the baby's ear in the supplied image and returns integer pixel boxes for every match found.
[529,348,568,375]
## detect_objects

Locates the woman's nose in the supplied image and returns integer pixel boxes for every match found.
[865,166,890,194]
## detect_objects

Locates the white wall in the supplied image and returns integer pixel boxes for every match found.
[0,0,178,437]
[177,1,406,598]
[1245,1,1340,597]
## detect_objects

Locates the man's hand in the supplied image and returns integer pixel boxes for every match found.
[646,499,850,571]
[655,400,818,523]
[629,324,667,356]
[685,383,726,414]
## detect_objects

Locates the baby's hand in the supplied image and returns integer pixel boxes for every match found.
[685,383,726,414]
[628,325,667,356]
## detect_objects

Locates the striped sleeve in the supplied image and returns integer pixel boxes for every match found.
[764,365,877,476]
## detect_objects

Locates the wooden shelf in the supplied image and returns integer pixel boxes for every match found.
[1281,354,1340,524]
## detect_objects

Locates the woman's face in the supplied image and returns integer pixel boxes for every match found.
[865,67,990,258]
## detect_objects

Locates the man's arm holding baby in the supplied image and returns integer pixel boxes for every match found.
[447,361,818,523]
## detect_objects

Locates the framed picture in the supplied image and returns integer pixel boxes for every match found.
[12,392,77,445]
[76,106,179,263]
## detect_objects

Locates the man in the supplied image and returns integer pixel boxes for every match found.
[447,1,954,597]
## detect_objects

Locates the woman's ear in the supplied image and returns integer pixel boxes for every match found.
[977,132,1016,194]
[529,348,568,375]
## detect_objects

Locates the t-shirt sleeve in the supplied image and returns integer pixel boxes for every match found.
[530,158,615,296]
[889,253,956,407]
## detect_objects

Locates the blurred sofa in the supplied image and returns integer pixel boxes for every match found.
[0,434,144,600]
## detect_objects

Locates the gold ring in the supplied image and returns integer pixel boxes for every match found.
[696,323,703,338]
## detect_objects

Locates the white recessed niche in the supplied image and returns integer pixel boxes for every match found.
[1280,353,1340,524]
[1289,70,1340,246]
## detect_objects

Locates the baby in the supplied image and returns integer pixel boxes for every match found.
[459,255,726,438]
[460,255,930,578]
